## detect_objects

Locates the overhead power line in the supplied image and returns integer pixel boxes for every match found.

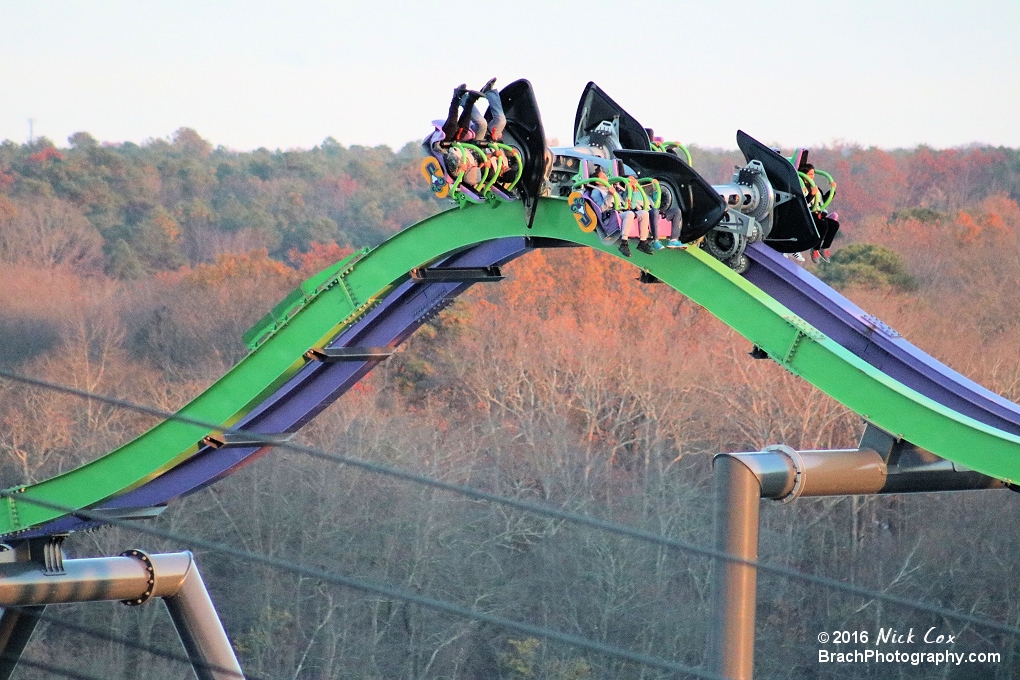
[2,605,258,680]
[0,368,1018,642]
[0,492,724,679]
[2,653,106,680]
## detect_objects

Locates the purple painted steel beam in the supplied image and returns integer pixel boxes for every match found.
[26,238,531,537]
[744,242,1020,437]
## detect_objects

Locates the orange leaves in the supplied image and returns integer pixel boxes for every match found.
[984,211,1006,232]
[955,210,982,244]
[152,209,181,243]
[159,248,297,288]
[974,194,1020,235]
[493,249,558,316]
[288,241,354,275]
[325,175,360,202]
[951,195,1020,246]
[808,146,905,221]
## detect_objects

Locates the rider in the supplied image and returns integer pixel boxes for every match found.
[444,145,482,188]
[441,84,467,141]
[441,78,504,143]
[587,165,631,256]
[664,200,686,250]
[587,167,654,258]
[800,162,840,263]
[481,78,506,142]
[441,84,485,142]
[621,176,655,255]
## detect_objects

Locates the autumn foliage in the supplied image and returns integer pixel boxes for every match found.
[0,132,1020,677]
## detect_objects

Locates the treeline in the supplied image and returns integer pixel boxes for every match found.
[2,129,1020,278]
[1,131,1020,678]
[0,129,436,277]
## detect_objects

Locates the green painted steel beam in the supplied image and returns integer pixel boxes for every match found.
[3,197,1019,535]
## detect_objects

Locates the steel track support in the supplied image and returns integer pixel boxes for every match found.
[0,548,244,680]
[707,424,1004,679]
[163,555,244,680]
[708,454,760,680]
[0,605,44,680]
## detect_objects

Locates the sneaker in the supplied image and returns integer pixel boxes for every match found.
[791,252,806,262]
[636,240,654,255]
[666,239,687,250]
[481,77,497,93]
[810,250,820,263]
[652,240,665,251]
[821,249,832,263]
[618,240,632,257]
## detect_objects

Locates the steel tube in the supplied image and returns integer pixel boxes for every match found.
[164,558,244,680]
[0,605,44,680]
[709,454,761,680]
[0,551,244,680]
[723,445,1004,501]
[0,552,192,606]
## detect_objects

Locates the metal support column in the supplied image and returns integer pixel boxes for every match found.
[707,425,1004,680]
[0,549,245,680]
[163,555,244,680]
[708,454,760,680]
[0,605,44,680]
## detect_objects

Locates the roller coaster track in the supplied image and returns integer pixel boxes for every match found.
[4,197,1019,539]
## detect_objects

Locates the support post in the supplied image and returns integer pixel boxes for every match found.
[708,454,761,680]
[0,550,244,680]
[0,605,44,680]
[706,431,1004,680]
[164,557,244,680]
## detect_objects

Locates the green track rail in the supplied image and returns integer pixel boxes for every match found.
[3,198,1019,535]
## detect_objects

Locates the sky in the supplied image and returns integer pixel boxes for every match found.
[1,1,1018,153]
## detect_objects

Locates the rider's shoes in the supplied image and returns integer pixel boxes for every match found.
[618,240,632,257]
[636,240,654,255]
[821,249,832,263]
[666,239,687,250]
[652,239,665,251]
[454,84,467,99]
[791,252,806,262]
[811,250,820,263]
[481,78,497,93]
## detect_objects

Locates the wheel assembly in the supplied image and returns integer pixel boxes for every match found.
[704,229,741,260]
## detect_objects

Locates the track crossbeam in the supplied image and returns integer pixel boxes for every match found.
[304,347,393,362]
[410,265,504,282]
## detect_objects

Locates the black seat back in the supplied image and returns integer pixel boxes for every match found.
[736,130,819,253]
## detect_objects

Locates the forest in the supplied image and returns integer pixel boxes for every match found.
[1,128,1020,678]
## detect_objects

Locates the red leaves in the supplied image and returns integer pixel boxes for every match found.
[27,147,63,164]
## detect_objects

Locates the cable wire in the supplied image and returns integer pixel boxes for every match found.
[0,493,723,679]
[1,368,1018,642]
[2,605,256,680]
[1,653,106,680]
